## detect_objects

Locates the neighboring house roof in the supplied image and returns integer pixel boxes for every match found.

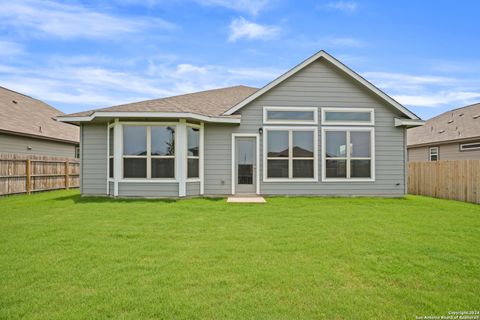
[0,86,79,144]
[223,50,421,121]
[407,103,480,147]
[60,85,258,121]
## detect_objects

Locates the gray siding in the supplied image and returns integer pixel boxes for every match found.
[108,181,114,196]
[81,123,108,195]
[186,181,200,196]
[118,182,178,197]
[408,141,480,161]
[204,59,406,196]
[0,132,77,157]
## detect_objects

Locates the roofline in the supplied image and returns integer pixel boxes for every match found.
[394,118,425,128]
[57,112,241,124]
[407,136,480,148]
[223,50,420,120]
[0,129,79,145]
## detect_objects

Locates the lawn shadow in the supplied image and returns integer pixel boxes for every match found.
[53,194,226,204]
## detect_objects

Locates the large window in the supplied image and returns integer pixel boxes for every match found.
[263,107,318,124]
[123,125,175,179]
[187,127,200,179]
[108,127,114,178]
[322,108,374,125]
[322,128,374,181]
[264,127,317,180]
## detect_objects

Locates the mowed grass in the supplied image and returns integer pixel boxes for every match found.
[0,190,479,319]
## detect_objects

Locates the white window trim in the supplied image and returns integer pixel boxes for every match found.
[231,133,260,195]
[429,146,439,161]
[263,106,318,125]
[122,123,177,181]
[321,127,375,182]
[186,123,201,182]
[460,141,480,151]
[321,107,375,126]
[263,126,318,182]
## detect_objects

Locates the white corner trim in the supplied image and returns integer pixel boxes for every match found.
[199,122,205,195]
[263,106,318,125]
[262,126,318,182]
[231,133,260,195]
[113,119,122,196]
[394,118,425,127]
[224,50,420,120]
[177,120,187,197]
[57,112,241,124]
[320,126,375,182]
[106,123,110,196]
[321,107,375,126]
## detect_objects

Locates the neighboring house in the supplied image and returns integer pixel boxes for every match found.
[408,103,480,162]
[58,50,423,198]
[0,86,79,158]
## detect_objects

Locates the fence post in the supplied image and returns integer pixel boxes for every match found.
[26,159,31,194]
[65,160,69,190]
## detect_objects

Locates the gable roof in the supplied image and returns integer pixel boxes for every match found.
[407,103,480,146]
[59,85,258,123]
[0,86,79,144]
[224,50,420,120]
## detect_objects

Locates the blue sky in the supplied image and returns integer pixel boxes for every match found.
[0,0,479,119]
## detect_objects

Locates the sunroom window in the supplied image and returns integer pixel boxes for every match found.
[265,128,316,180]
[109,127,114,178]
[123,125,175,179]
[263,107,318,124]
[322,108,374,125]
[323,128,374,180]
[187,127,200,178]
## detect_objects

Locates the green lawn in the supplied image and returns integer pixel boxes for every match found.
[0,191,479,319]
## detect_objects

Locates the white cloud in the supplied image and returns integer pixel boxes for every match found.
[394,92,480,107]
[326,1,357,13]
[228,17,279,42]
[325,37,365,48]
[0,0,175,39]
[0,41,25,57]
[197,0,270,15]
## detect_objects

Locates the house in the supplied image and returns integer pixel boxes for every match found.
[0,86,79,158]
[408,103,480,161]
[58,50,424,198]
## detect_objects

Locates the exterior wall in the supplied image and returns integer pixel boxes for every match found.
[408,141,480,161]
[81,123,108,195]
[186,181,200,196]
[204,59,407,196]
[117,182,178,197]
[0,132,77,158]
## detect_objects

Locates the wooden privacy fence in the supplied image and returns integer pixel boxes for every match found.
[408,160,480,204]
[0,153,79,196]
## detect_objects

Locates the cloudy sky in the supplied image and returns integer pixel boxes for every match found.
[0,0,479,119]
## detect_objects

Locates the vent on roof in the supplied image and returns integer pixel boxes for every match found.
[38,126,42,133]
[474,115,480,119]
[459,113,464,117]
[12,100,17,104]
[439,129,445,134]
[447,119,454,124]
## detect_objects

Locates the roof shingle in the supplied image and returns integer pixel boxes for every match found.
[0,86,79,143]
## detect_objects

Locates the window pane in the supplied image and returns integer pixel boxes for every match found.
[293,131,314,157]
[188,158,199,178]
[187,127,200,156]
[267,131,289,157]
[124,158,146,178]
[325,111,370,122]
[267,110,314,121]
[267,160,288,178]
[461,142,480,150]
[326,159,346,178]
[123,126,147,155]
[325,131,346,158]
[109,127,114,156]
[109,158,114,178]
[151,126,175,156]
[350,131,371,158]
[293,160,314,178]
[351,160,371,178]
[152,158,175,178]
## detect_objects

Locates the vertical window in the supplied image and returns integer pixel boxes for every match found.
[429,147,439,161]
[122,125,175,179]
[187,127,200,178]
[75,146,80,159]
[265,128,316,180]
[108,127,114,178]
[323,128,374,180]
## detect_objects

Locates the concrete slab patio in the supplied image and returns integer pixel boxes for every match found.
[227,196,266,203]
